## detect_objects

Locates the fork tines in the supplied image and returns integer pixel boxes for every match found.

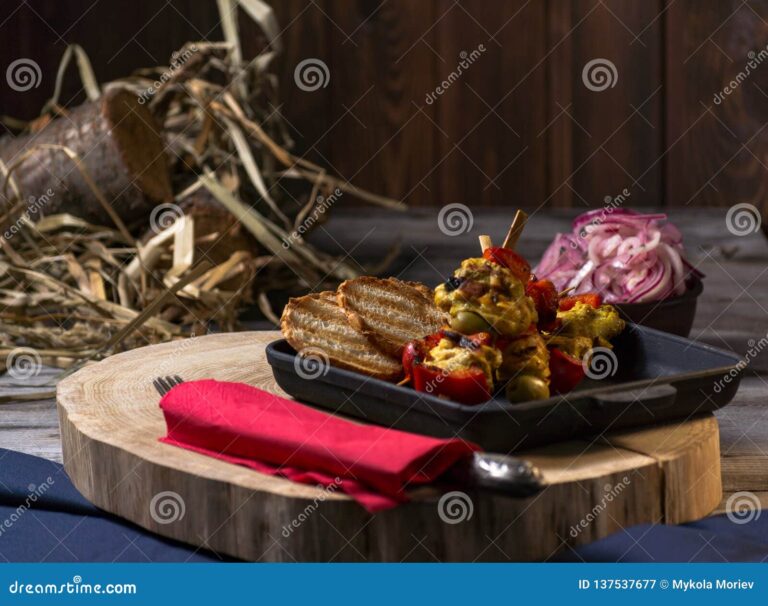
[152,375,185,397]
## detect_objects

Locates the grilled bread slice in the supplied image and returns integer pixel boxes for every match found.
[337,277,446,356]
[401,279,434,302]
[280,291,402,381]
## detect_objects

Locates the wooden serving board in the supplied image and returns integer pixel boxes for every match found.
[57,331,722,562]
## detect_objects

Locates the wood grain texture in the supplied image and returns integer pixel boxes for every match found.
[717,378,768,492]
[546,0,575,208]
[56,330,721,562]
[665,0,768,211]
[2,1,765,209]
[0,0,222,121]
[433,0,548,209]
[566,0,664,208]
[271,0,333,183]
[605,418,723,523]
[325,0,439,205]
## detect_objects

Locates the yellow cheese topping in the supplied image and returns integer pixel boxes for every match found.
[556,302,625,341]
[434,258,537,337]
[498,332,550,382]
[427,337,502,387]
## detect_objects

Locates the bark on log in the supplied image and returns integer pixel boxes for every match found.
[0,87,172,227]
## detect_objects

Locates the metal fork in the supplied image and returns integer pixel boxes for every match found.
[153,375,185,396]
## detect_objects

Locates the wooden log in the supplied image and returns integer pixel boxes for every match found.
[57,331,723,562]
[0,87,172,227]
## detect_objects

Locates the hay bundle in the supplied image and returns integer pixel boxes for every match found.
[0,1,402,375]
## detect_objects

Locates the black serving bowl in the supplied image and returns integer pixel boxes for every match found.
[614,279,703,337]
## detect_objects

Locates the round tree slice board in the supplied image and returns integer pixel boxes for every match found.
[57,331,722,562]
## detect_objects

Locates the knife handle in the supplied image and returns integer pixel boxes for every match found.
[447,452,545,497]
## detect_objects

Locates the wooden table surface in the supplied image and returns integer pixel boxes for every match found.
[2,208,767,513]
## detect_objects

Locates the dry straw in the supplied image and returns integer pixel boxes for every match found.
[0,0,403,376]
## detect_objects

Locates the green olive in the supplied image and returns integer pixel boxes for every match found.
[506,375,550,403]
[450,310,492,334]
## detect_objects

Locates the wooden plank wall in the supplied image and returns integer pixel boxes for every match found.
[0,0,766,213]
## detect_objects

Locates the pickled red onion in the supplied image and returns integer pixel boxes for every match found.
[534,210,702,303]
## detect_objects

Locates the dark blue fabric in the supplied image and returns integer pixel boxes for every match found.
[0,448,223,562]
[560,517,768,562]
[562,515,768,562]
[1,447,765,562]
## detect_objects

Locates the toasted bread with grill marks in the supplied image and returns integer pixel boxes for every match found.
[280,291,402,381]
[399,279,434,302]
[337,277,446,356]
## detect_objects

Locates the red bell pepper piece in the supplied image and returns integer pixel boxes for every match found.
[482,246,531,283]
[526,279,559,332]
[549,347,586,394]
[558,293,603,311]
[401,331,493,405]
[401,334,440,382]
[401,341,419,383]
[411,363,491,405]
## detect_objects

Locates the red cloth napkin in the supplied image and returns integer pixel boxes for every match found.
[158,380,479,512]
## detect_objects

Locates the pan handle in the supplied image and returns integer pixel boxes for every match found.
[593,383,678,409]
[446,452,545,497]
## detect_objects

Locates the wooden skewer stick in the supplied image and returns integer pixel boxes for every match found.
[479,235,493,252]
[502,210,528,249]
